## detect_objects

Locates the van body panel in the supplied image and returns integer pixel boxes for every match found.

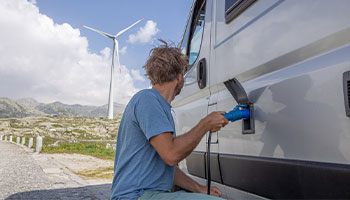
[213,0,350,84]
[217,45,350,164]
[173,0,350,198]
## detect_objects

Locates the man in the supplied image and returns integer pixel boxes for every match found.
[111,41,228,200]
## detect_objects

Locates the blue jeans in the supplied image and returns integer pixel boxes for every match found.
[139,190,225,200]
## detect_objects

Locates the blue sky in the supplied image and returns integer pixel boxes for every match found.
[37,0,193,89]
[0,0,193,105]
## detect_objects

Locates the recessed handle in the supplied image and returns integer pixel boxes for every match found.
[197,58,207,89]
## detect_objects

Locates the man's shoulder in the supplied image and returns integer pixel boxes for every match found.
[125,89,157,110]
[132,89,158,103]
[135,89,157,97]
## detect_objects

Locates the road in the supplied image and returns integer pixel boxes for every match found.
[0,141,111,200]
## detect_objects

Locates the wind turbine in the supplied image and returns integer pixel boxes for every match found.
[79,18,144,119]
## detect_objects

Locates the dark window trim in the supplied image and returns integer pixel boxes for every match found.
[225,0,257,24]
[343,71,350,117]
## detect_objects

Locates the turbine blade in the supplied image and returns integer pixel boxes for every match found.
[79,24,115,39]
[116,17,144,37]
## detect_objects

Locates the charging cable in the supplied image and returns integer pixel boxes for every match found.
[206,104,250,195]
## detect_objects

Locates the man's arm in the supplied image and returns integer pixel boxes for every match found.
[174,167,222,197]
[150,111,228,166]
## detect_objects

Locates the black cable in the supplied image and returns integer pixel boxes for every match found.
[207,132,211,195]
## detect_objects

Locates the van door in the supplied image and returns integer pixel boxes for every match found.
[172,0,214,179]
[213,0,350,199]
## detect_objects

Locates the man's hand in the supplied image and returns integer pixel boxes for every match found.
[150,111,229,166]
[198,184,222,197]
[174,167,222,198]
[201,111,229,132]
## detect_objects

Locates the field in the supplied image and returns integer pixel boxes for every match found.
[0,115,122,161]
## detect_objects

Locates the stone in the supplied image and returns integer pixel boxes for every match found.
[21,137,25,145]
[9,136,13,142]
[35,136,42,153]
[16,137,20,144]
[106,143,111,149]
[28,138,33,149]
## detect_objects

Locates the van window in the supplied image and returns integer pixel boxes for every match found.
[180,12,192,56]
[225,0,256,23]
[187,0,206,66]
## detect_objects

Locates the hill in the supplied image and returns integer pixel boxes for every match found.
[0,98,44,118]
[0,97,125,118]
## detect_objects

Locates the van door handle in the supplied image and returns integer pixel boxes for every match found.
[197,58,207,89]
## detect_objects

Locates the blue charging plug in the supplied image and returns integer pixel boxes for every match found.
[223,104,250,122]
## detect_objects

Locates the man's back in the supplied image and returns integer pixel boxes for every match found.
[111,89,175,200]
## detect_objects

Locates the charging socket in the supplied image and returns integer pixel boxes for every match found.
[242,103,254,134]
[224,78,255,134]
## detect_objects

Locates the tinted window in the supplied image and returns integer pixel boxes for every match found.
[225,0,256,23]
[188,0,206,66]
[180,12,192,56]
[225,0,240,13]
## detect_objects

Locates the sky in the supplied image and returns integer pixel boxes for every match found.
[0,0,193,106]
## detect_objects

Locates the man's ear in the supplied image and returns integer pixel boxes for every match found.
[177,73,183,81]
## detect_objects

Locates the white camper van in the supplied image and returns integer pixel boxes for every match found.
[172,0,350,199]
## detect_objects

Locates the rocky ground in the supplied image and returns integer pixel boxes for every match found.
[0,141,112,200]
[0,115,122,142]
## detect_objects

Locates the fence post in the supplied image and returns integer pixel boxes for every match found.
[35,136,42,153]
[9,136,13,142]
[21,137,25,145]
[0,135,2,141]
[5,136,7,141]
[28,138,33,149]
[16,137,20,144]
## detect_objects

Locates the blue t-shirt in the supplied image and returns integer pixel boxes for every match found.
[111,89,175,200]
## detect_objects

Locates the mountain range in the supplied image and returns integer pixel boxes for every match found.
[0,97,125,118]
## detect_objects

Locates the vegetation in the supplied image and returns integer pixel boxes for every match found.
[76,166,114,179]
[24,137,29,146]
[33,136,36,150]
[1,115,121,159]
[52,123,64,128]
[42,142,115,160]
[43,136,60,146]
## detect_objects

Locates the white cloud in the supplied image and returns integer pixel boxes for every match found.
[127,20,159,44]
[119,46,127,55]
[131,69,146,81]
[0,0,140,105]
[100,47,111,59]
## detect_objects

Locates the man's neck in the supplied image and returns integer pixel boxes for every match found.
[152,82,176,104]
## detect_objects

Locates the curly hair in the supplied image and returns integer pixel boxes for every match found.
[143,40,189,85]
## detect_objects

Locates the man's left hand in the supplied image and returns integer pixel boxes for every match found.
[198,185,222,197]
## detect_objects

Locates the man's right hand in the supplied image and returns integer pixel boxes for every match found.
[201,111,229,132]
[150,111,229,166]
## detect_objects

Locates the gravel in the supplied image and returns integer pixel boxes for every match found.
[0,141,111,199]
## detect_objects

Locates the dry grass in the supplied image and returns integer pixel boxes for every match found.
[76,166,114,179]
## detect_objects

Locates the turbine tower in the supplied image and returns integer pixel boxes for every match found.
[80,18,144,119]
